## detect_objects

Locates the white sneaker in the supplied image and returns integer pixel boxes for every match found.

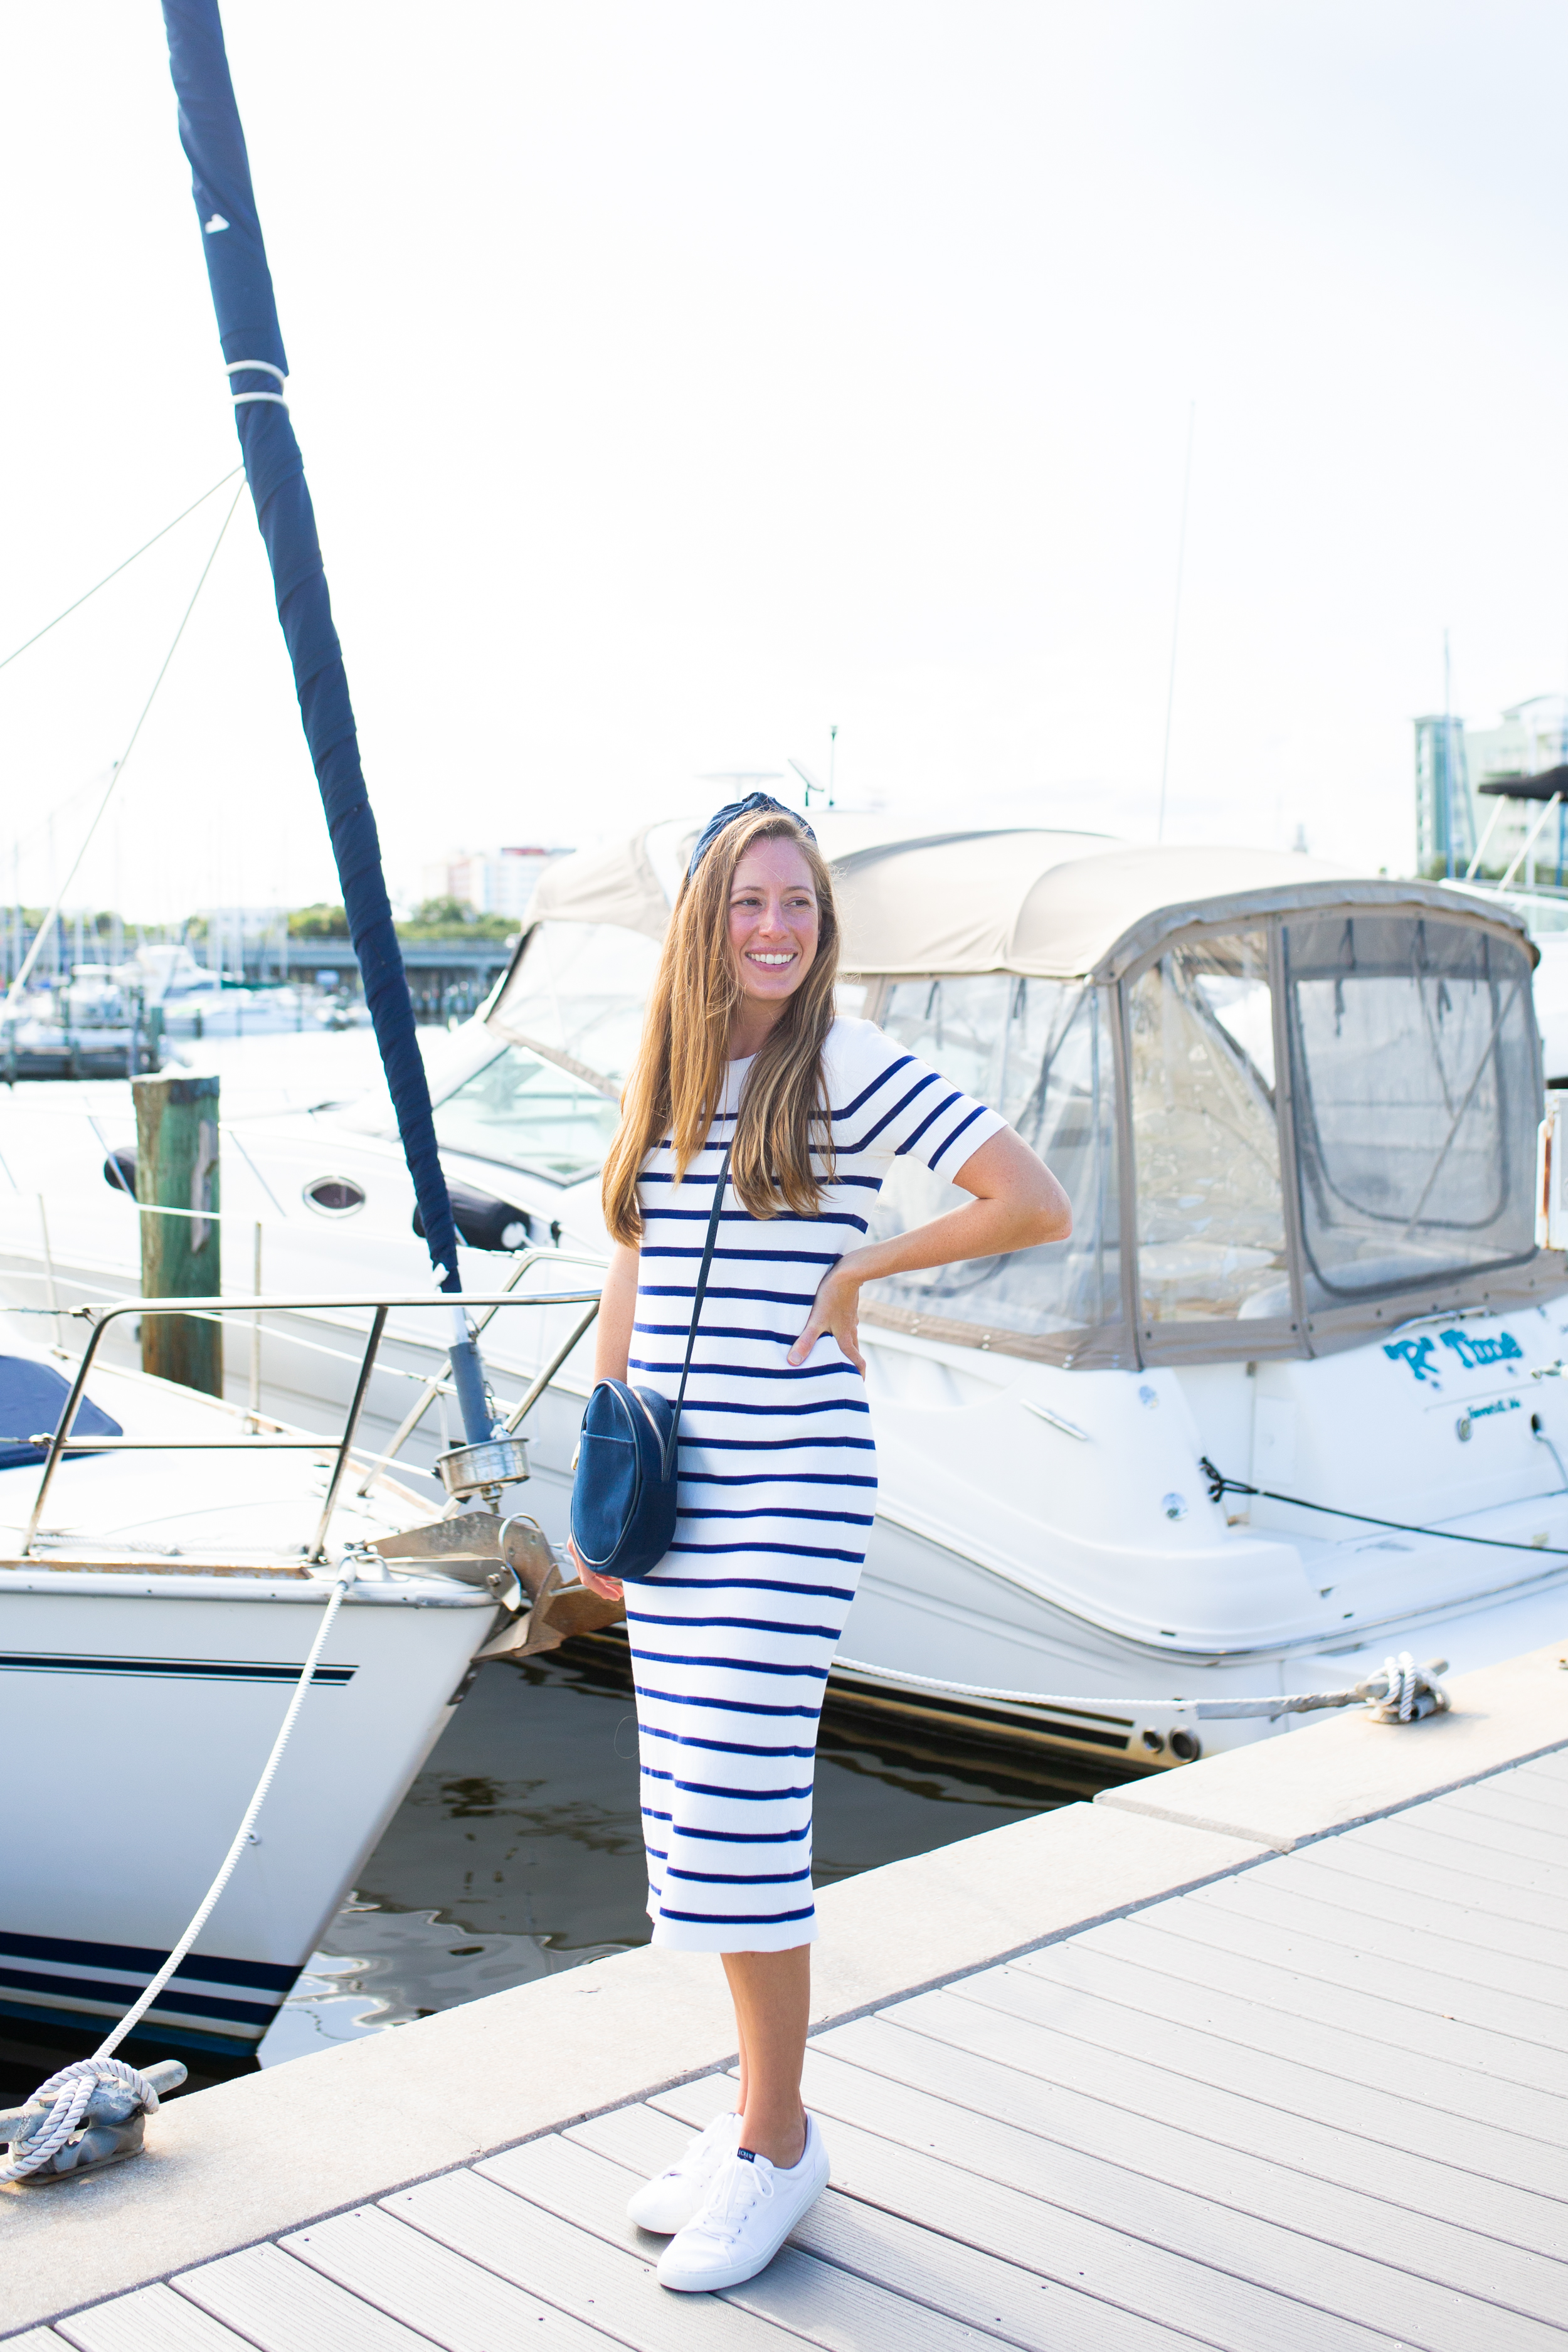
[656,2114,830,2292]
[626,2109,743,2234]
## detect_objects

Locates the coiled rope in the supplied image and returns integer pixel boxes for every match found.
[1,1555,358,2183]
[834,1651,1448,1724]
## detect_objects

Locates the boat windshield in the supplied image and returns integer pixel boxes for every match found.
[488,920,661,1078]
[431,921,660,1185]
[1284,912,1537,1303]
[863,975,1122,1348]
[432,1047,623,1187]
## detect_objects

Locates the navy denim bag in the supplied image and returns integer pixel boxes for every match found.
[570,1146,731,1582]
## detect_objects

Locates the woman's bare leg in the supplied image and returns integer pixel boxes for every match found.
[721,1947,810,2167]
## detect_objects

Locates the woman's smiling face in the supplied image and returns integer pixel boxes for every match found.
[728,835,820,1015]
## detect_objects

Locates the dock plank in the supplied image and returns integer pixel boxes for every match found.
[569,2096,1187,2352]
[1185,1878,1568,2031]
[9,2335,76,2352]
[1276,1825,1568,1934]
[660,2062,1568,2346]
[1138,1879,1568,2052]
[1260,1850,1568,1973]
[480,2129,981,2351]
[1500,1771,1568,1813]
[790,2040,1566,2346]
[384,2166,812,2352]
[987,1945,1568,2148]
[812,2011,1565,2259]
[1433,1782,1568,1838]
[1354,1811,1568,1902]
[1065,1911,1568,2099]
[282,2204,622,2351]
[1410,1794,1568,1869]
[174,2243,440,2351]
[1498,1755,1568,1794]
[55,2284,258,2352]
[653,2076,1396,2352]
[896,1978,1568,2198]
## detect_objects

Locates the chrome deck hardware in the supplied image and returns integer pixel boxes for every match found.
[435,1434,531,1507]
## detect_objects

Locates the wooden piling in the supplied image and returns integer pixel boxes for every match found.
[133,1071,221,1395]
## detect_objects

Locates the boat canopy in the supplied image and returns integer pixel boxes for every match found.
[468,824,1557,1368]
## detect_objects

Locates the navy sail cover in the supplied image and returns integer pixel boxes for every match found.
[0,1358,121,1471]
[160,0,462,1293]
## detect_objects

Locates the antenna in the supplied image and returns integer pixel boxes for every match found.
[1156,401,1195,844]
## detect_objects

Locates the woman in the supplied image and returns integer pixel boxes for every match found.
[570,792,1070,2292]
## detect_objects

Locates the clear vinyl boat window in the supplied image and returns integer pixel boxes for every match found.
[864,975,1121,1345]
[1127,931,1288,1325]
[1284,913,1537,1303]
[457,919,662,1184]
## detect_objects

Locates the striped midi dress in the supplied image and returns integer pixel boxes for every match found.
[625,1015,1005,1952]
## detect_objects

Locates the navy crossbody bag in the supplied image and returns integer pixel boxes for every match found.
[569,1144,732,1583]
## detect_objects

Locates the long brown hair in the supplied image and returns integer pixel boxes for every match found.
[602,809,840,1243]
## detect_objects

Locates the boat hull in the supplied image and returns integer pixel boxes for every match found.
[0,1571,493,2058]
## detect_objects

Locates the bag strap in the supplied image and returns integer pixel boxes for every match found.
[664,1140,732,1478]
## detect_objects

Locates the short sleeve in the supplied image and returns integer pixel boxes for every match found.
[829,1022,1007,1180]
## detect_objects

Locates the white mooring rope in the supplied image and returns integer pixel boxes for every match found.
[834,1651,1449,1725]
[1,1557,358,2185]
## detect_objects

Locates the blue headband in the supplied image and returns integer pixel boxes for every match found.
[686,792,817,881]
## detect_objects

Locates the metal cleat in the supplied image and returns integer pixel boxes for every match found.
[0,2057,187,2185]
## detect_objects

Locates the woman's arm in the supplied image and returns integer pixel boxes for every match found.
[569,1242,642,1599]
[788,1127,1070,1373]
[591,1242,640,1384]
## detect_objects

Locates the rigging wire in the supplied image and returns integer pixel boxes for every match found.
[4,484,245,1008]
[0,467,242,677]
[1155,400,1196,845]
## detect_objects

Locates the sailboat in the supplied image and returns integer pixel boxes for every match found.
[0,0,613,2086]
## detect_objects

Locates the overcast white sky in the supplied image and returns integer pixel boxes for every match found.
[3,1,1567,919]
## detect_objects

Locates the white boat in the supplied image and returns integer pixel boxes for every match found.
[8,817,1568,1772]
[0,1281,600,2074]
[114,943,223,1002]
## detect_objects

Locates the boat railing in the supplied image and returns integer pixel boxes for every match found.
[18,1259,604,1562]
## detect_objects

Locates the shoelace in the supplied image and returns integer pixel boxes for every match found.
[664,2115,733,2185]
[697,2151,776,2237]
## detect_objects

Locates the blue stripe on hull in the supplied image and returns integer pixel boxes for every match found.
[0,1959,282,2030]
[0,1928,297,1992]
[0,1653,356,1688]
[0,1992,263,2060]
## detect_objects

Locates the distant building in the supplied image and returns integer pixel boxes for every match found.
[1415,694,1568,882]
[421,845,573,923]
[1412,715,1475,876]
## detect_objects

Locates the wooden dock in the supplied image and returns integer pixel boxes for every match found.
[14,1736,1566,2351]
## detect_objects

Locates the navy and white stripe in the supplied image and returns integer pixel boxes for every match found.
[627,1016,1004,1952]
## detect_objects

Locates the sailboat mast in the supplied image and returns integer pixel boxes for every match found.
[159,0,492,1442]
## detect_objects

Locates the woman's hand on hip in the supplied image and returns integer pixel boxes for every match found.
[567,1535,623,1601]
[789,1256,867,1375]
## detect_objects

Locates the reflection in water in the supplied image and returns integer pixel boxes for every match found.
[260,1636,1128,2063]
